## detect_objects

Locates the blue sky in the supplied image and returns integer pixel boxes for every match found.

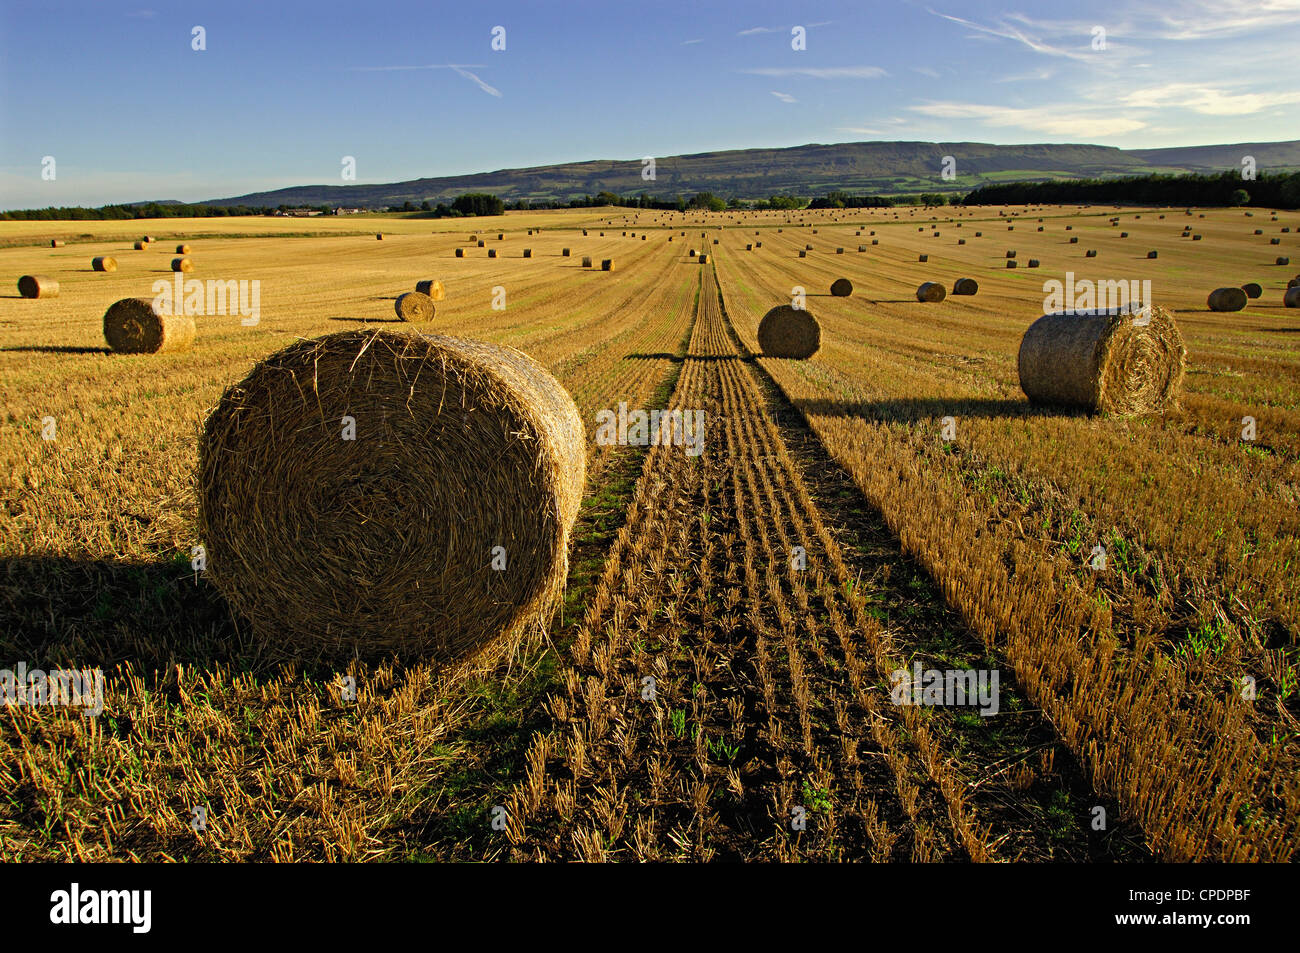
[1,0,1298,208]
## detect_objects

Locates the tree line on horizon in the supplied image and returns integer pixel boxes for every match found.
[5,169,1298,220]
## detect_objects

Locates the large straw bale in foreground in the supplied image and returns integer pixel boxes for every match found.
[103,297,196,354]
[758,305,820,359]
[197,329,586,663]
[1018,305,1185,416]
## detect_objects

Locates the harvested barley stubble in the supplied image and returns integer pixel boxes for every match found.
[415,279,445,300]
[197,329,586,664]
[916,281,947,302]
[17,275,58,298]
[92,256,117,272]
[394,291,435,322]
[830,277,853,297]
[1018,305,1185,415]
[102,297,196,354]
[171,257,194,273]
[1242,282,1263,299]
[952,277,978,296]
[758,304,820,359]
[1207,287,1248,312]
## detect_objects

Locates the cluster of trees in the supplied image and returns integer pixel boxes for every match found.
[395,192,507,217]
[0,202,277,220]
[963,170,1300,210]
[808,190,959,209]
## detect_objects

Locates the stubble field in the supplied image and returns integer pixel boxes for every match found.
[1,202,1296,861]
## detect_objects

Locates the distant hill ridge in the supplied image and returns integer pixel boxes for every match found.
[204,139,1300,209]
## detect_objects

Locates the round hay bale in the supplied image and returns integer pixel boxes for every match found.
[17,275,58,298]
[488,249,497,258]
[477,241,486,248]
[916,282,947,302]
[1207,287,1247,312]
[142,235,155,243]
[134,241,148,250]
[698,254,709,263]
[1007,260,1018,268]
[1148,251,1158,259]
[562,248,571,256]
[952,277,978,296]
[582,256,592,267]
[1284,287,1300,308]
[523,249,532,258]
[1006,250,1017,258]
[50,239,64,247]
[830,278,852,297]
[1085,249,1097,258]
[171,257,194,273]
[1241,282,1262,299]
[1017,306,1185,416]
[746,244,753,251]
[872,239,879,245]
[498,233,504,240]
[758,305,820,359]
[1121,232,1129,238]
[958,239,966,245]
[176,243,191,254]
[805,244,814,250]
[857,244,866,252]
[1278,257,1291,266]
[798,250,807,258]
[415,279,445,301]
[836,247,844,254]
[455,248,464,258]
[918,254,928,262]
[196,329,586,664]
[1069,237,1079,244]
[395,291,435,323]
[92,256,117,272]
[1255,229,1264,235]
[1269,238,1280,245]
[1192,234,1202,241]
[602,259,615,271]
[689,248,697,257]
[1290,277,1300,289]
[102,297,196,354]
[376,233,384,240]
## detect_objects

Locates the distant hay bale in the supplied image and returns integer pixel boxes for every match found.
[1255,229,1264,235]
[746,244,753,251]
[50,239,64,247]
[196,329,586,664]
[916,282,946,302]
[1069,237,1079,244]
[498,233,504,240]
[477,241,485,247]
[1278,257,1291,266]
[103,297,196,354]
[857,244,866,252]
[799,250,807,258]
[1206,287,1247,312]
[602,259,615,271]
[141,235,155,243]
[830,278,853,297]
[974,231,982,237]
[376,233,384,240]
[689,248,697,256]
[758,304,820,359]
[415,279,445,300]
[1085,249,1097,257]
[1271,238,1282,245]
[176,243,191,254]
[836,247,844,254]
[562,248,571,256]
[1192,234,1202,241]
[394,291,435,323]
[755,241,762,248]
[523,249,532,258]
[1007,260,1018,268]
[698,254,709,263]
[918,254,928,262]
[1285,288,1300,308]
[1148,251,1159,259]
[958,238,966,245]
[17,275,58,298]
[872,239,879,245]
[488,249,497,258]
[171,257,194,273]
[582,256,592,267]
[92,256,117,272]
[1018,305,1184,415]
[1121,232,1129,238]
[134,241,148,250]
[1242,282,1262,299]
[455,248,464,257]
[805,244,814,250]
[952,277,978,296]
[1006,250,1017,258]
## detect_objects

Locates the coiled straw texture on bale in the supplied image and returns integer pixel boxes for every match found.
[758,304,820,359]
[197,329,586,664]
[1018,305,1185,416]
[394,291,435,323]
[103,297,196,353]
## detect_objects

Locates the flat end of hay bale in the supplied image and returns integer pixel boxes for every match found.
[171,257,194,273]
[395,291,436,323]
[830,278,853,297]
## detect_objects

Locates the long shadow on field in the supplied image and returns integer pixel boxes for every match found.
[0,554,242,672]
[794,395,1086,423]
[1,345,112,355]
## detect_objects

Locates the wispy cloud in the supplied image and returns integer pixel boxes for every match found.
[771,91,797,103]
[740,66,886,79]
[908,101,1146,137]
[1120,82,1300,115]
[911,66,940,78]
[738,26,781,35]
[927,8,1096,62]
[682,38,703,45]
[349,63,501,97]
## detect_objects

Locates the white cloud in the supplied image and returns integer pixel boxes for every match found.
[911,66,940,78]
[909,101,1147,137]
[348,63,501,97]
[1121,82,1300,114]
[771,91,797,103]
[682,38,703,45]
[740,66,886,79]
[927,8,1096,62]
[738,26,781,35]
